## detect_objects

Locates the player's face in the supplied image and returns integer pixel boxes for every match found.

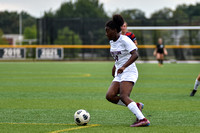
[121,23,127,33]
[105,27,117,40]
[158,39,163,44]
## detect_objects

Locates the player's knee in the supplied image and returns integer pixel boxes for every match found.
[106,93,113,102]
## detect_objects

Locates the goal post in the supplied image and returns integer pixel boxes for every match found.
[127,26,200,30]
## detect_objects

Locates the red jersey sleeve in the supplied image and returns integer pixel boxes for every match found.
[125,32,136,41]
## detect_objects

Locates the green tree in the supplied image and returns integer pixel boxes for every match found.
[0,29,9,45]
[175,3,200,17]
[74,0,107,18]
[55,1,74,18]
[172,3,200,24]
[0,11,19,33]
[0,11,36,34]
[55,0,107,18]
[120,9,146,20]
[44,9,55,18]
[24,25,37,39]
[55,26,82,44]
[151,8,173,20]
[173,8,188,20]
[20,11,36,30]
[172,3,200,45]
[42,0,108,45]
[54,26,82,58]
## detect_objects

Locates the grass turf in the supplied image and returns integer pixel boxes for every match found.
[0,62,199,133]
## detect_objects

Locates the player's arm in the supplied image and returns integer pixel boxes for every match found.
[131,33,137,45]
[117,50,138,74]
[164,48,168,55]
[153,48,157,56]
[112,65,116,77]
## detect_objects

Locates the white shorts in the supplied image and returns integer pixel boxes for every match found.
[113,70,138,83]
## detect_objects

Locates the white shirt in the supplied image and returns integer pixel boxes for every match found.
[110,35,138,74]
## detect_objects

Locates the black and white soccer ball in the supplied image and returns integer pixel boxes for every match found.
[74,109,90,126]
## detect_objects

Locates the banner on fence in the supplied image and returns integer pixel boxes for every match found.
[0,48,26,59]
[36,48,63,60]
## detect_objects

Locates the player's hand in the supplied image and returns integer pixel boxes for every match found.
[117,67,125,74]
[153,49,157,56]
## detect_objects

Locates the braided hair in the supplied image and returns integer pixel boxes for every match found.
[106,14,124,33]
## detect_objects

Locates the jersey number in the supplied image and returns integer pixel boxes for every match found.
[110,51,121,61]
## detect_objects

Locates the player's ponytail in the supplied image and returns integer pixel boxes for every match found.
[105,14,124,33]
[113,14,124,32]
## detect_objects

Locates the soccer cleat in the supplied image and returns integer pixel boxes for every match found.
[190,90,197,96]
[130,118,150,127]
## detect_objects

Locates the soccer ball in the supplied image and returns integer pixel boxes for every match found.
[74,109,90,126]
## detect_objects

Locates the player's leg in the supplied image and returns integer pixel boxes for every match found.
[119,81,144,118]
[119,81,150,127]
[160,54,164,65]
[190,74,200,96]
[197,74,200,81]
[156,53,161,65]
[106,81,126,106]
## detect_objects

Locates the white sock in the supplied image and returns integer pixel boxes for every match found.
[117,100,126,106]
[194,79,200,90]
[127,102,145,120]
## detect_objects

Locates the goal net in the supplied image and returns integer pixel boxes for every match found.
[127,26,200,61]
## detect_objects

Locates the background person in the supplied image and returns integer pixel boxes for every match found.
[121,22,138,45]
[153,38,168,66]
[190,74,200,96]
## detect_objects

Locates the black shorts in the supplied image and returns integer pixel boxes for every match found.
[157,50,164,54]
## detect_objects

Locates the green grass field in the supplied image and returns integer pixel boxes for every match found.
[0,62,199,133]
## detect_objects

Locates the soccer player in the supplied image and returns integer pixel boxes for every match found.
[153,38,168,66]
[190,74,200,96]
[105,14,150,127]
[121,22,138,45]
